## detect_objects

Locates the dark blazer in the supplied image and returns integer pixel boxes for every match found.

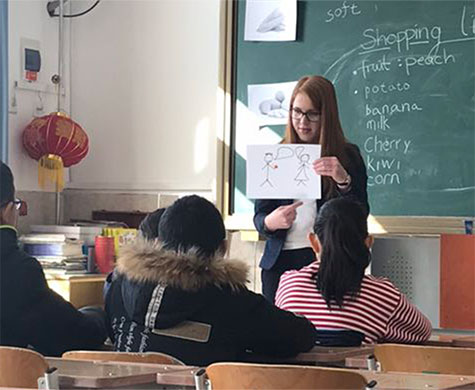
[254,143,369,270]
[105,238,316,366]
[0,227,107,356]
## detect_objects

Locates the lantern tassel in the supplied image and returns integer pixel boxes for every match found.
[38,154,64,192]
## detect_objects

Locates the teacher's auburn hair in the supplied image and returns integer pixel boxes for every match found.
[312,198,371,309]
[283,75,349,198]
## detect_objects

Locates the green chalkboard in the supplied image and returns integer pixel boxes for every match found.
[231,0,475,217]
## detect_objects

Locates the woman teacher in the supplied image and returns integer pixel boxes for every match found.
[254,75,369,303]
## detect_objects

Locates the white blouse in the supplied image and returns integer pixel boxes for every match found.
[283,199,317,250]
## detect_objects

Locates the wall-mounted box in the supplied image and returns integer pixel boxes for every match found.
[20,37,41,82]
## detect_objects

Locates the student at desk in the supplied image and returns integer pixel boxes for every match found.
[0,162,107,356]
[275,198,432,344]
[103,207,167,297]
[105,195,316,365]
[138,207,167,240]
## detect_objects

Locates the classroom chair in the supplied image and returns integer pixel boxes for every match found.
[374,344,475,375]
[195,362,372,390]
[0,346,48,388]
[62,350,185,365]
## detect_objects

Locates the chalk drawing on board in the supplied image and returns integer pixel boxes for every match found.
[248,81,297,126]
[245,0,297,42]
[247,144,322,199]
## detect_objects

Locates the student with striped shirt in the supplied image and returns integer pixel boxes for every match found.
[275,198,432,344]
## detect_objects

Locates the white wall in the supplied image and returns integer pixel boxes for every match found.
[9,0,221,197]
[68,0,221,195]
[8,0,71,191]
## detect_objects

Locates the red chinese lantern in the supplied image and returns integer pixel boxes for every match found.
[22,112,89,191]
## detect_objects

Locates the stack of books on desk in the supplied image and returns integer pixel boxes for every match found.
[30,224,104,246]
[20,234,87,274]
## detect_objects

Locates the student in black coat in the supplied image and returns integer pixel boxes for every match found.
[105,195,316,366]
[0,162,107,356]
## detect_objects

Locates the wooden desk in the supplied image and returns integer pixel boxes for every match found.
[45,357,195,389]
[156,366,475,390]
[243,346,375,366]
[426,333,475,348]
[273,337,474,369]
[156,367,199,388]
[46,274,106,308]
[453,336,475,348]
[425,334,459,347]
[345,354,371,369]
[295,333,475,367]
[345,335,475,370]
[292,345,375,364]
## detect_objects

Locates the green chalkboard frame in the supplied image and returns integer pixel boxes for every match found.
[220,0,475,234]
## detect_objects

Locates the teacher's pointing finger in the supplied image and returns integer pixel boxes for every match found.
[283,201,303,223]
[287,200,303,210]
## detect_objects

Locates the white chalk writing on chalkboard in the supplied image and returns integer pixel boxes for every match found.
[346,4,474,191]
[233,1,475,216]
[325,1,361,23]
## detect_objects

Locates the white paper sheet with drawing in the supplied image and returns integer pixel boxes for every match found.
[246,144,321,199]
[248,81,297,126]
[244,0,297,42]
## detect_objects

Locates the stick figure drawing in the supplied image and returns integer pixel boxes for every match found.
[261,153,277,187]
[260,146,294,188]
[294,147,311,186]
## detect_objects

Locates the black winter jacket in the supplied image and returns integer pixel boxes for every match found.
[0,226,107,356]
[105,238,316,365]
[254,143,369,270]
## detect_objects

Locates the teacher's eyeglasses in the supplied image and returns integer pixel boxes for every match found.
[291,107,321,122]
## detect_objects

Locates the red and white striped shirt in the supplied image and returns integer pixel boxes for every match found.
[275,262,432,344]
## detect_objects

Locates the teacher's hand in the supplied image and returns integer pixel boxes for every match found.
[264,201,303,232]
[313,157,349,184]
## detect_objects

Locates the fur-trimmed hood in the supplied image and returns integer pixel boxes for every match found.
[116,237,249,292]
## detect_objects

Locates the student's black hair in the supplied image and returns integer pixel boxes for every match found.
[313,198,371,309]
[158,195,225,258]
[139,208,167,240]
[0,161,15,208]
